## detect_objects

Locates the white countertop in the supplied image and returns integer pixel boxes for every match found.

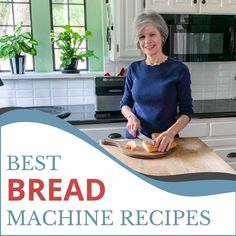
[0,71,104,80]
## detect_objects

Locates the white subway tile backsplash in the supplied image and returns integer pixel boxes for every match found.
[0,90,15,98]
[33,80,51,89]
[68,80,84,88]
[51,89,67,97]
[16,90,33,98]
[51,80,68,88]
[203,85,217,93]
[34,89,51,98]
[52,97,68,105]
[0,99,16,107]
[0,81,15,89]
[202,92,216,100]
[34,98,51,106]
[216,92,230,99]
[68,89,84,97]
[84,88,94,96]
[84,79,94,88]
[84,96,95,104]
[68,97,85,104]
[1,60,236,107]
[16,98,34,106]
[217,84,230,92]
[15,80,33,89]
[0,77,95,107]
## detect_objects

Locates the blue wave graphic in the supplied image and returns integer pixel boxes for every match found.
[0,109,236,197]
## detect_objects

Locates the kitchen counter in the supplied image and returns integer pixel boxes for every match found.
[100,137,236,176]
[65,99,236,125]
[1,99,236,125]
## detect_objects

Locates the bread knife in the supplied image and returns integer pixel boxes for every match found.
[137,132,155,145]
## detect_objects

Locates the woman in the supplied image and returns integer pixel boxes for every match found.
[120,11,193,152]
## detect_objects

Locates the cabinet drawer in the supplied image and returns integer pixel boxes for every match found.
[210,121,236,136]
[202,137,236,147]
[179,122,208,137]
[75,123,126,143]
[213,147,236,163]
[81,127,126,143]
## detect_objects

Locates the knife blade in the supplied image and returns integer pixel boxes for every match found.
[137,132,155,145]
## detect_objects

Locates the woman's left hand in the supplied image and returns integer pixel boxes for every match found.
[154,130,175,152]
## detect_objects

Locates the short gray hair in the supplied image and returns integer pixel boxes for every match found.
[134,10,168,47]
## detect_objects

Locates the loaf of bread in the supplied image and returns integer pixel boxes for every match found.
[125,140,137,151]
[142,141,158,153]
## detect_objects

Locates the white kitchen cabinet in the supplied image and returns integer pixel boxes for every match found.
[107,0,144,61]
[146,0,236,14]
[75,122,126,143]
[181,117,236,170]
[146,0,198,14]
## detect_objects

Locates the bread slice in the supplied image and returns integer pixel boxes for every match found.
[125,140,137,151]
[142,141,158,153]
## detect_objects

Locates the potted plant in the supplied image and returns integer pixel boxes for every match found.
[0,21,38,74]
[50,25,97,73]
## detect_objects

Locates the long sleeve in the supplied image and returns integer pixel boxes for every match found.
[120,65,135,108]
[177,64,193,119]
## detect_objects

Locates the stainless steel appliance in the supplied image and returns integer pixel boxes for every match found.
[162,14,236,62]
[95,76,125,119]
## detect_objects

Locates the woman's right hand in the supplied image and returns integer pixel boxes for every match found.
[126,114,141,137]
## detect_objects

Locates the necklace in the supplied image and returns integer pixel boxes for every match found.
[145,56,167,66]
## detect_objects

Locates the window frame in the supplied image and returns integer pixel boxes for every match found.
[0,0,35,72]
[49,0,88,72]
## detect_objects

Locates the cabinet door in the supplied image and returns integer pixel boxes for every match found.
[199,0,236,14]
[146,0,198,13]
[116,0,143,60]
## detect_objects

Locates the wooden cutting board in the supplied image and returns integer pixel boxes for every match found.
[100,137,236,176]
[100,138,174,159]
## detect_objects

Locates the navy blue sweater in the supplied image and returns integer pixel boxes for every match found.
[120,58,193,138]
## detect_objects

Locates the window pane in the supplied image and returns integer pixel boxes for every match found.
[69,5,84,26]
[0,26,13,35]
[52,4,68,26]
[0,3,13,25]
[78,59,86,70]
[0,60,10,71]
[0,0,34,72]
[52,0,67,3]
[14,3,30,25]
[51,0,87,71]
[71,26,84,35]
[25,54,33,70]
[14,0,30,2]
[69,0,84,4]
[54,49,61,69]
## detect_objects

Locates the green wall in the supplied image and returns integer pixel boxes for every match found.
[31,0,53,72]
[31,0,104,72]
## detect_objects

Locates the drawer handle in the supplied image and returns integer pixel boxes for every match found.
[227,152,236,158]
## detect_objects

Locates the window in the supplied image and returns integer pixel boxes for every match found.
[0,0,33,71]
[50,0,87,71]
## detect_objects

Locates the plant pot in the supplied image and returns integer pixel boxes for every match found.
[61,58,80,74]
[9,55,26,74]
